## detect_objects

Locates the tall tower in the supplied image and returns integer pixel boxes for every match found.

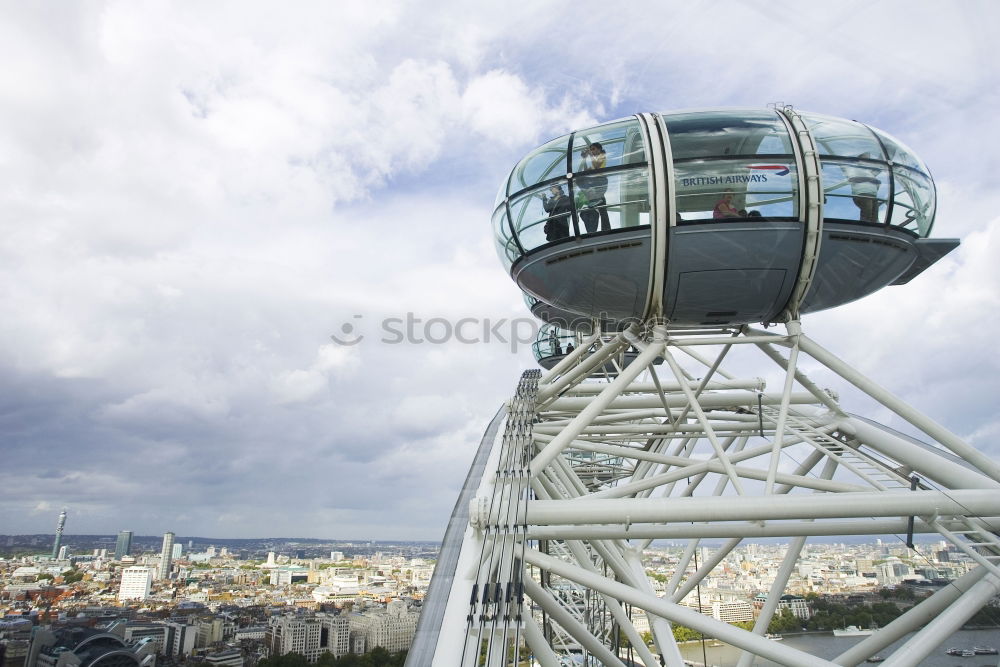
[159,531,175,580]
[114,530,133,560]
[50,508,67,559]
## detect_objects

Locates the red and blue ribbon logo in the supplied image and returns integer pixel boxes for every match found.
[748,165,790,176]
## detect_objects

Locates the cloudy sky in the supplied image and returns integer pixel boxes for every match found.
[1,1,998,541]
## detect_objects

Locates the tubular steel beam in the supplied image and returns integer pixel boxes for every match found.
[525,490,1000,525]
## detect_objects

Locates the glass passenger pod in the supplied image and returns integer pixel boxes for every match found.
[532,324,580,370]
[531,323,659,372]
[497,109,954,328]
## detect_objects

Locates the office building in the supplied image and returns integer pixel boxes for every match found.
[115,531,133,560]
[268,614,349,662]
[118,567,153,602]
[348,601,419,654]
[203,649,243,667]
[159,532,175,580]
[194,618,224,648]
[122,624,169,655]
[125,621,195,657]
[683,598,755,624]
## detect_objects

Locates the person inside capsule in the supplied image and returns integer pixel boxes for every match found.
[541,184,571,241]
[713,190,740,219]
[844,152,882,223]
[577,142,610,232]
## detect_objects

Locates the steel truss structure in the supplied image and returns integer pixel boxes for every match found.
[412,321,1000,667]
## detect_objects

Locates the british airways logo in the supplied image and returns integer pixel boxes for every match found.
[748,164,790,176]
[679,165,791,187]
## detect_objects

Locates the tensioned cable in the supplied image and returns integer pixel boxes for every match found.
[461,372,534,665]
[495,372,539,664]
[460,369,541,666]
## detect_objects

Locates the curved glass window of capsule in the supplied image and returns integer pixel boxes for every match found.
[575,167,652,234]
[509,182,573,252]
[570,118,648,171]
[819,158,891,225]
[509,134,571,195]
[869,126,935,236]
[492,204,519,269]
[800,112,885,159]
[663,109,794,160]
[889,167,934,235]
[673,159,799,222]
[533,325,578,361]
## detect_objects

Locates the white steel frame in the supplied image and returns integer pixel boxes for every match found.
[426,321,1000,667]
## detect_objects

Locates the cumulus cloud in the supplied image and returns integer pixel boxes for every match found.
[0,0,997,539]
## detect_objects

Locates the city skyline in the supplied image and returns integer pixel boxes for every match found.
[0,526,960,556]
[1,1,998,540]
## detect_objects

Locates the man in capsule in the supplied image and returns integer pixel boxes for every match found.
[845,153,882,223]
[542,184,572,241]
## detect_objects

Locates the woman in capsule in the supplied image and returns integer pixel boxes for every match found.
[578,143,611,232]
[713,191,740,219]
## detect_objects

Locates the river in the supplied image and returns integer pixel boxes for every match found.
[675,629,1000,666]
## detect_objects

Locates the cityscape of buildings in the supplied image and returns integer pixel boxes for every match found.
[2,518,998,667]
[0,527,438,667]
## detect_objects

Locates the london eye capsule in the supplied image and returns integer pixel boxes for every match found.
[492,108,958,326]
[532,322,659,373]
[532,323,579,369]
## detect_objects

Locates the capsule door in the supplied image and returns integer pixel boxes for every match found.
[659,110,804,325]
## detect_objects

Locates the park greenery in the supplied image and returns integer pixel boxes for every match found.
[60,568,85,583]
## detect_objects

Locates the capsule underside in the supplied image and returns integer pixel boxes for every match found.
[494,109,958,327]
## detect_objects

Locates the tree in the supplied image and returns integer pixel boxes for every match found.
[671,624,704,642]
[61,569,85,583]
[263,653,308,667]
[315,652,337,667]
[768,608,800,633]
[359,647,391,666]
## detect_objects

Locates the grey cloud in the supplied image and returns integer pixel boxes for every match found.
[1,0,997,539]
